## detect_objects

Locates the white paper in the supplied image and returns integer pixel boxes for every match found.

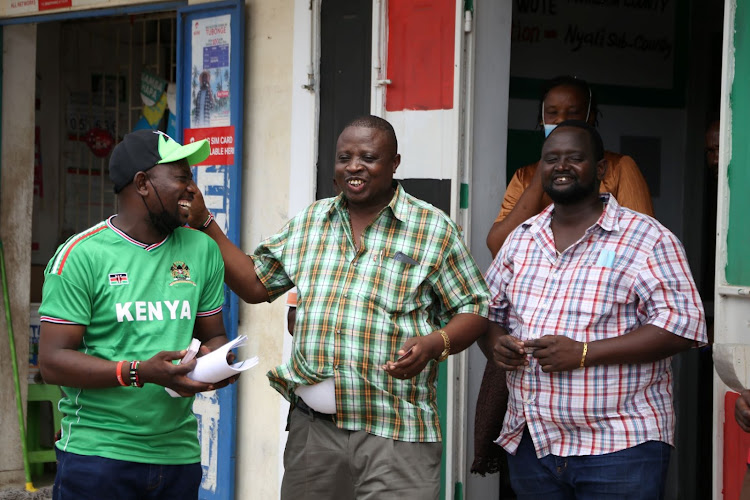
[181,338,201,364]
[188,335,258,383]
[165,335,258,397]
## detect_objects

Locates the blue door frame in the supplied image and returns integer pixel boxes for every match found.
[177,2,245,499]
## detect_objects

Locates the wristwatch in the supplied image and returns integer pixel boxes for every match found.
[436,329,451,362]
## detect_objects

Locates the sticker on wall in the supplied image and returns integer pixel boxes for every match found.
[83,127,115,158]
[140,70,168,107]
[133,92,168,132]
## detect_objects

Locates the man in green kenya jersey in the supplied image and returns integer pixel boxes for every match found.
[39,130,237,499]
[189,115,490,499]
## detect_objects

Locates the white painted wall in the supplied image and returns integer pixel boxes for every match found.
[466,1,513,498]
[272,0,320,493]
[234,2,295,499]
[712,1,739,498]
[388,110,460,181]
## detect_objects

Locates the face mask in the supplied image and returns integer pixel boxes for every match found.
[544,123,557,137]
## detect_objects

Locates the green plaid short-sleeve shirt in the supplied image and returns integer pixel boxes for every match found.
[258,184,489,442]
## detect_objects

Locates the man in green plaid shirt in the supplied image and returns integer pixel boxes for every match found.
[190,115,489,499]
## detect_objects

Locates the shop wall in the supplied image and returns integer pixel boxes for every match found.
[234,1,295,499]
[2,0,155,18]
[0,24,36,487]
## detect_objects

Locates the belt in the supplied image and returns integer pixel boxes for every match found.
[295,398,336,423]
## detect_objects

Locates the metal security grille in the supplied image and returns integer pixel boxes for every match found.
[56,13,176,239]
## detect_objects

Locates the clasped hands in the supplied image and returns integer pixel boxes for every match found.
[488,332,585,373]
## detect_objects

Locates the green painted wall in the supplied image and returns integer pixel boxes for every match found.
[0,28,3,196]
[438,361,447,498]
[726,0,750,285]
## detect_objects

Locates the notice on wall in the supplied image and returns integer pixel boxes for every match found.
[6,0,71,15]
[184,126,235,166]
[510,0,676,89]
[190,15,232,128]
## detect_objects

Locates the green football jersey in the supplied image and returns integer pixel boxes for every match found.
[39,216,225,464]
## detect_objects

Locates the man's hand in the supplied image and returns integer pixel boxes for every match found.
[488,333,527,370]
[736,390,750,432]
[138,346,238,397]
[137,350,213,396]
[525,335,584,372]
[187,187,211,230]
[383,332,444,380]
[477,322,526,370]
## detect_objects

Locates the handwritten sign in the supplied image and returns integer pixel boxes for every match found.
[510,0,676,89]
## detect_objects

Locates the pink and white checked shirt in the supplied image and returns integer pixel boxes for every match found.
[486,194,706,458]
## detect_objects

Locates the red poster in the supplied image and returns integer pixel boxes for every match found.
[183,126,235,166]
[386,0,455,111]
[39,0,72,11]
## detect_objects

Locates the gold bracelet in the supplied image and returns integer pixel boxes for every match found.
[580,342,588,368]
[436,329,451,362]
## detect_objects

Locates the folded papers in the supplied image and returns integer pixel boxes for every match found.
[165,335,258,397]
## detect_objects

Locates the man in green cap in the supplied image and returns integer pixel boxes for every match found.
[38,129,237,499]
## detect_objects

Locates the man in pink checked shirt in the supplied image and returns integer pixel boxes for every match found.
[479,120,707,499]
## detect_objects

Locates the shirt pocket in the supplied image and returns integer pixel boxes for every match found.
[372,254,427,314]
[571,264,633,318]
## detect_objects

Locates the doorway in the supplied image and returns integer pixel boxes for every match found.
[316,0,372,200]
[466,0,724,498]
[34,14,177,272]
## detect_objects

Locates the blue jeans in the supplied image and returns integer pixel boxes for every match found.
[53,448,202,500]
[506,428,671,500]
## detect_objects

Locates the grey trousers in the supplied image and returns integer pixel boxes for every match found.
[281,407,442,500]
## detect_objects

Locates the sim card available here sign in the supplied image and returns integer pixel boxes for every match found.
[183,126,235,166]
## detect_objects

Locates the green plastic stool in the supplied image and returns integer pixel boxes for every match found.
[26,383,63,478]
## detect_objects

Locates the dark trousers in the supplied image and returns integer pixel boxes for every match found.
[53,448,202,500]
[506,428,671,500]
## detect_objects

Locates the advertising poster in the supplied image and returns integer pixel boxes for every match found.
[190,15,232,128]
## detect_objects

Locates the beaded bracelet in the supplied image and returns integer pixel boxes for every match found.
[116,360,128,387]
[129,360,144,388]
[200,212,214,230]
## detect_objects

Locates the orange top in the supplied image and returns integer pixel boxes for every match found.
[495,151,654,223]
